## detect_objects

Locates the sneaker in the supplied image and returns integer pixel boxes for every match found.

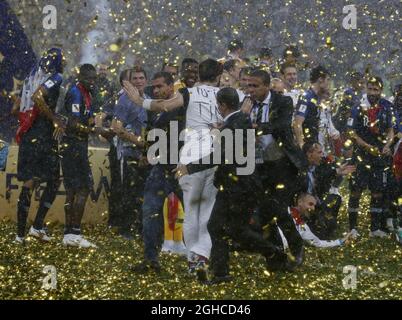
[14,236,25,245]
[369,230,389,238]
[161,240,187,256]
[195,260,208,282]
[131,260,161,274]
[349,229,360,240]
[28,226,52,242]
[63,234,97,248]
[188,261,196,275]
[63,234,80,247]
[76,235,97,248]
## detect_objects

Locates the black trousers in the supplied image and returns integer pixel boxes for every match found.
[255,158,304,262]
[255,198,304,265]
[208,190,286,277]
[114,156,149,234]
[107,145,123,227]
[308,194,342,239]
[257,157,299,207]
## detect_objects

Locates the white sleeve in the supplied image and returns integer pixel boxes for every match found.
[299,224,342,248]
[328,114,340,137]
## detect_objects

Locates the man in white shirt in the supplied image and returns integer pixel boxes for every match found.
[179,60,222,275]
[290,193,352,248]
[123,59,223,278]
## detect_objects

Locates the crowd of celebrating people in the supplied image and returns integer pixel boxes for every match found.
[9,38,402,284]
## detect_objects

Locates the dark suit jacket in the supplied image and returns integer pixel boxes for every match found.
[295,158,338,199]
[258,91,307,170]
[187,111,262,194]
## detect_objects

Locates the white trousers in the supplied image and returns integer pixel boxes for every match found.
[179,167,217,261]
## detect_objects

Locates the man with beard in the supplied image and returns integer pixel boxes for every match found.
[293,65,331,148]
[346,76,394,238]
[61,64,108,248]
[333,72,366,135]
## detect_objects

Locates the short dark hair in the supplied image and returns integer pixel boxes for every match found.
[80,63,96,76]
[119,68,132,86]
[393,83,402,96]
[259,47,272,58]
[223,59,239,72]
[132,65,147,79]
[181,58,198,68]
[283,45,301,59]
[302,141,321,154]
[280,62,297,75]
[199,58,223,82]
[349,71,364,82]
[367,76,384,89]
[152,71,174,86]
[162,62,179,73]
[217,87,240,110]
[310,65,330,83]
[239,66,252,78]
[228,39,243,52]
[249,68,271,85]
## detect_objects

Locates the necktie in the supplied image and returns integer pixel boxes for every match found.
[256,102,264,124]
[307,167,315,194]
